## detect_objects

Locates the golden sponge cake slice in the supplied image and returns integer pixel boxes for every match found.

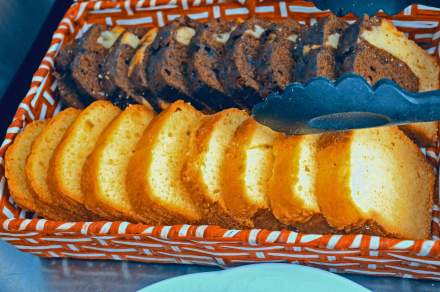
[49,101,121,220]
[183,108,249,227]
[268,134,321,228]
[127,100,203,224]
[222,118,284,229]
[5,120,63,220]
[316,126,434,240]
[82,105,155,222]
[26,108,81,220]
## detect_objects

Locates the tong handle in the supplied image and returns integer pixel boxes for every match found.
[312,0,440,17]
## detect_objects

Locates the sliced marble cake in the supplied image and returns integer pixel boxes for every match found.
[221,18,275,108]
[338,16,419,91]
[338,16,440,146]
[54,37,94,108]
[127,28,162,111]
[256,19,301,98]
[101,27,149,109]
[187,18,240,111]
[71,25,125,102]
[294,15,347,82]
[147,17,212,112]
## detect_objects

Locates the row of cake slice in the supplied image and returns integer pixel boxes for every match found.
[5,100,434,240]
[54,15,440,146]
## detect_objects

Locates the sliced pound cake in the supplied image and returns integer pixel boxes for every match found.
[49,101,121,220]
[222,118,284,230]
[5,120,64,220]
[26,108,82,220]
[127,100,204,224]
[82,105,155,222]
[183,108,249,228]
[316,127,434,240]
[268,134,325,231]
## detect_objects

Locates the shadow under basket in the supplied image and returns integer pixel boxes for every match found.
[0,0,440,280]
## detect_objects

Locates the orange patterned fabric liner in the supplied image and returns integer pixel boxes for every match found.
[1,0,440,280]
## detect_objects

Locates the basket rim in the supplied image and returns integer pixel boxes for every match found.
[0,0,439,259]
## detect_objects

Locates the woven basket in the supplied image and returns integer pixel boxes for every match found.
[1,0,440,280]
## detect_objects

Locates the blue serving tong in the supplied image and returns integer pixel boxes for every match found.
[252,74,440,135]
[312,0,440,16]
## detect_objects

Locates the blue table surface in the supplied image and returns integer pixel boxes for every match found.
[0,240,439,292]
[0,2,439,292]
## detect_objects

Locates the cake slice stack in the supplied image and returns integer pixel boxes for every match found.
[3,99,436,239]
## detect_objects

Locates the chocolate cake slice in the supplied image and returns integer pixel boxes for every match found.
[71,25,125,101]
[256,19,301,98]
[101,27,156,110]
[187,18,239,111]
[294,15,347,83]
[127,28,168,112]
[54,41,94,108]
[221,18,274,108]
[147,17,211,112]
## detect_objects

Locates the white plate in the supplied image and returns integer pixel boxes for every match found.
[139,263,370,292]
